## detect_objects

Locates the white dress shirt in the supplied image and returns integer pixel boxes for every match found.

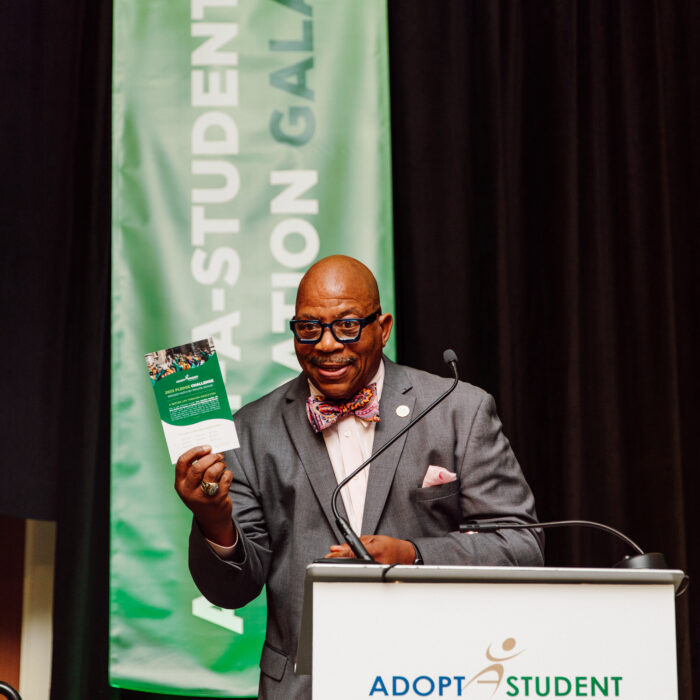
[311,360,384,535]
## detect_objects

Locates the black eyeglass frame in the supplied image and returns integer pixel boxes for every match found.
[289,311,380,344]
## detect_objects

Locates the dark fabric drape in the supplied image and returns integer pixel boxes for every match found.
[1,0,116,697]
[389,1,698,697]
[1,0,697,698]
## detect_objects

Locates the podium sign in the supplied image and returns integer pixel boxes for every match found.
[298,565,683,699]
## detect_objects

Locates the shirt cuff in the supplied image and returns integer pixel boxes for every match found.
[205,528,239,559]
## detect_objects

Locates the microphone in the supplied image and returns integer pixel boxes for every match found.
[460,519,688,594]
[321,350,460,563]
[443,348,458,367]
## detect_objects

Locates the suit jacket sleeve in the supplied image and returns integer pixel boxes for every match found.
[188,445,273,610]
[409,390,544,567]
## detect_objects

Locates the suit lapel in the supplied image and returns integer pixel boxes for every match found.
[362,360,415,535]
[281,376,348,539]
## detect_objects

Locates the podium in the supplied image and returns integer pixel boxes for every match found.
[296,564,684,699]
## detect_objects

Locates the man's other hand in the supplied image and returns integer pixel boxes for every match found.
[326,535,416,565]
[174,445,235,546]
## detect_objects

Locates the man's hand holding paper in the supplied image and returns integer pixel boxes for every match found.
[174,445,235,547]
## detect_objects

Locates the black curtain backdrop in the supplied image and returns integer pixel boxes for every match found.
[0,1,697,698]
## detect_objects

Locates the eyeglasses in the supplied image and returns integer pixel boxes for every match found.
[289,311,380,344]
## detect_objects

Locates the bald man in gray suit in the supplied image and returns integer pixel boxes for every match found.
[176,255,543,699]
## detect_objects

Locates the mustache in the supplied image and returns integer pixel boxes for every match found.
[308,355,356,367]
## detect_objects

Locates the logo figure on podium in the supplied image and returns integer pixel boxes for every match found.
[464,637,524,696]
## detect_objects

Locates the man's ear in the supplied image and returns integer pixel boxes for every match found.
[378,313,393,347]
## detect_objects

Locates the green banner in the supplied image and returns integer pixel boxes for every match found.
[111,0,394,695]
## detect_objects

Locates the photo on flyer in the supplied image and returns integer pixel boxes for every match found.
[145,337,239,462]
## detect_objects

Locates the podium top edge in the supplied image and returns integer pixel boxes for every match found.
[304,564,686,591]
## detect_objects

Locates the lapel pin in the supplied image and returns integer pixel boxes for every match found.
[396,405,410,418]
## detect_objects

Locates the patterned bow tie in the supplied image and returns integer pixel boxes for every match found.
[306,383,381,433]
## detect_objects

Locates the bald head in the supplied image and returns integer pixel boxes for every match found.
[296,255,380,314]
[292,255,392,400]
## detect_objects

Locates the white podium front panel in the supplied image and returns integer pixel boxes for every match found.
[311,578,677,699]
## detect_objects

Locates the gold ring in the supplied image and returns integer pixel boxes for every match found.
[200,480,219,497]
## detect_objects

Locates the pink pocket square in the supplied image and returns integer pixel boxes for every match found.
[421,465,457,488]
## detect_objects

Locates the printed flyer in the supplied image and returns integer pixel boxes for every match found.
[146,338,239,462]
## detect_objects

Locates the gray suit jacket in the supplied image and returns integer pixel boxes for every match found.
[189,358,543,699]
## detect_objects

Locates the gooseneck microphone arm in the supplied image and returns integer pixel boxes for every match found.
[459,518,690,594]
[460,519,645,555]
[330,350,460,562]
